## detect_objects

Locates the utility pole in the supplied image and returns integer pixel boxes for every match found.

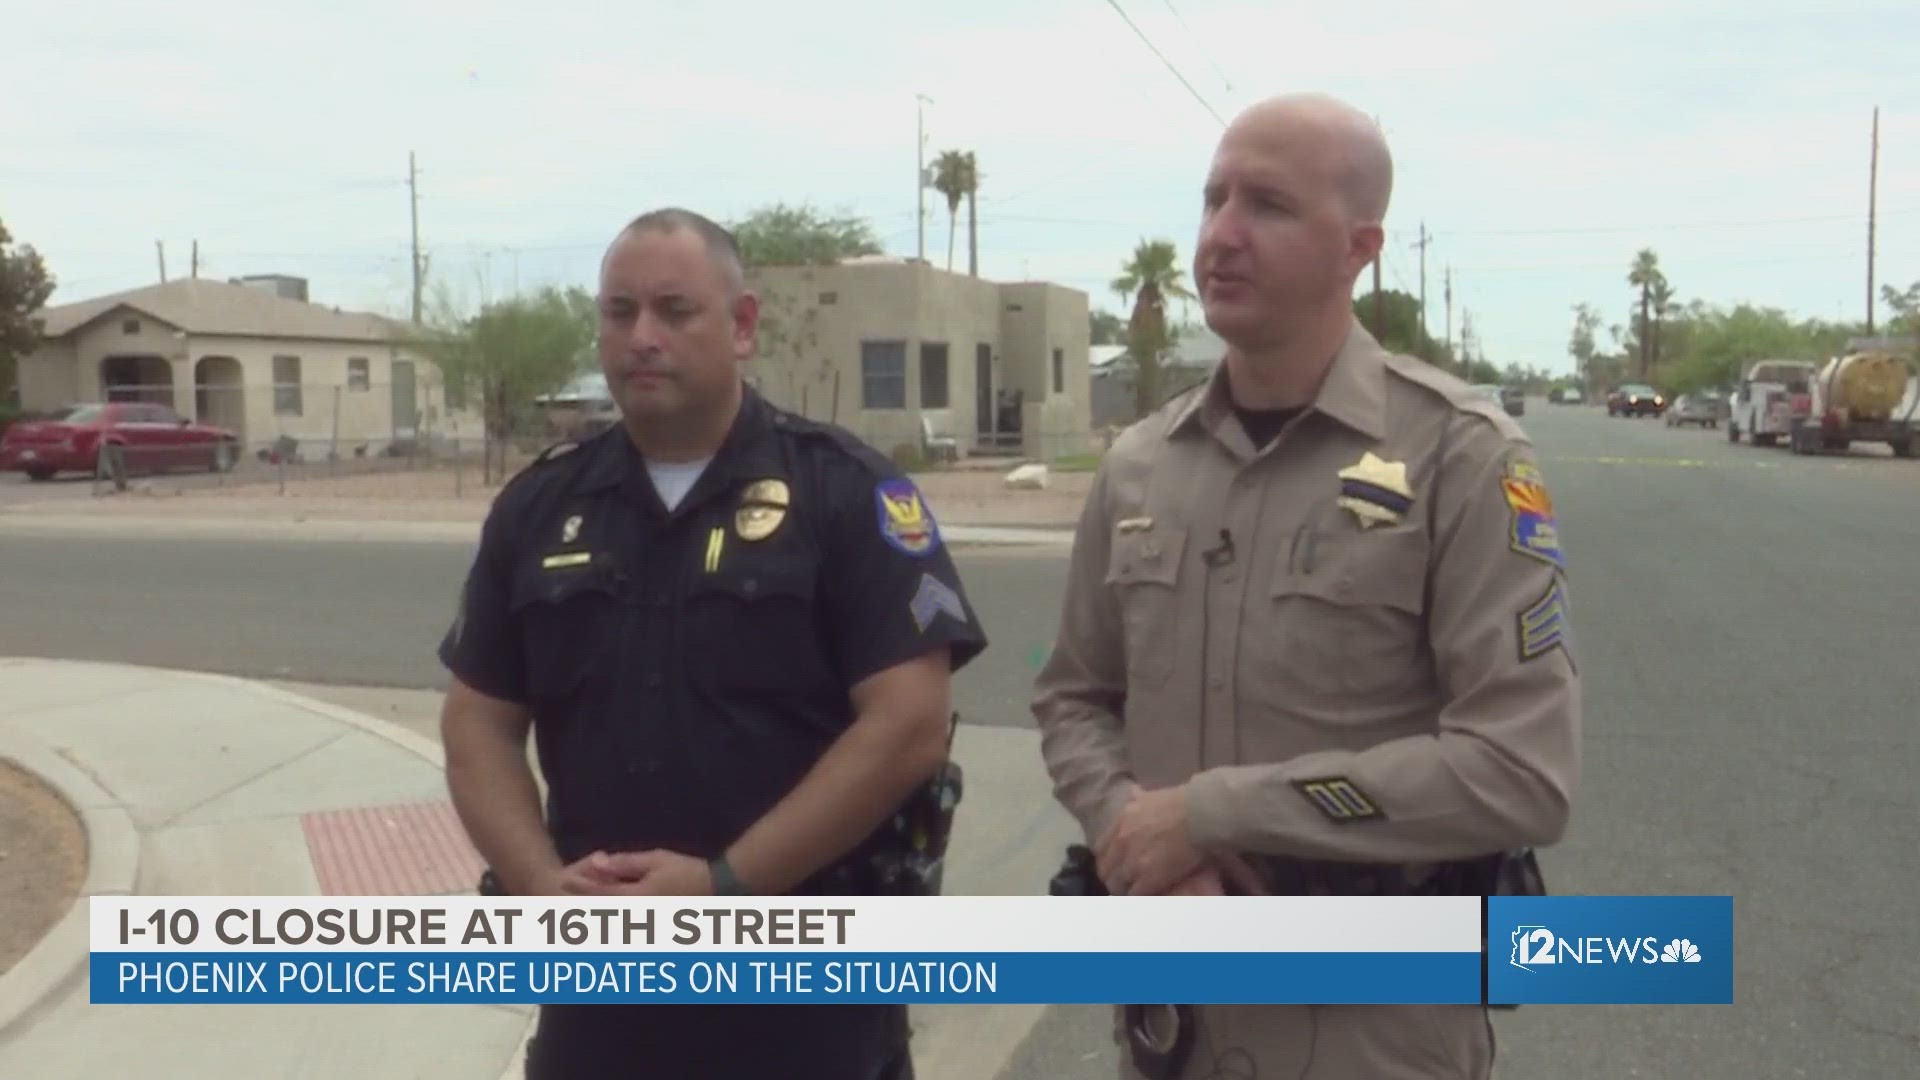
[1444,265,1454,354]
[156,241,167,283]
[191,240,199,280]
[409,151,423,325]
[915,95,933,264]
[1414,223,1431,340]
[1867,105,1879,334]
[1371,254,1384,332]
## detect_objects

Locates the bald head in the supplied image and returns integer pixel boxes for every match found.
[1225,93,1393,226]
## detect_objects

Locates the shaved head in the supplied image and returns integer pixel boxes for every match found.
[1193,91,1394,365]
[1225,93,1393,226]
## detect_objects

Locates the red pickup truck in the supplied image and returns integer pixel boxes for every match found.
[1,402,240,481]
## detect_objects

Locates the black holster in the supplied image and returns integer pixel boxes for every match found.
[1048,847,1195,1080]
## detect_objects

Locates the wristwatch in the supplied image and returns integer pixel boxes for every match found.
[708,855,752,896]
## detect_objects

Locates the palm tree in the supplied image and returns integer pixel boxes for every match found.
[1111,239,1197,418]
[1627,249,1666,379]
[1649,279,1677,371]
[931,150,977,274]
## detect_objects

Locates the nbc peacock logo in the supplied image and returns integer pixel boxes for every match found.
[1660,939,1702,964]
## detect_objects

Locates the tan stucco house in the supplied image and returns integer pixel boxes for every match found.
[20,275,473,456]
[743,259,1094,462]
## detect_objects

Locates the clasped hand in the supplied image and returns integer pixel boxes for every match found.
[540,850,715,896]
[1096,783,1263,897]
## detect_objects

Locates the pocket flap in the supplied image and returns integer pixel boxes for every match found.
[511,556,620,610]
[1104,527,1187,587]
[1272,527,1428,615]
[689,563,816,603]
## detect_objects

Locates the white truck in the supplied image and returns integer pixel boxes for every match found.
[1786,344,1919,457]
[1727,359,1818,448]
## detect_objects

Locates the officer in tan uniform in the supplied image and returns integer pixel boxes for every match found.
[1032,93,1580,1079]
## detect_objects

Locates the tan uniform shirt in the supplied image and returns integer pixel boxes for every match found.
[1034,323,1580,867]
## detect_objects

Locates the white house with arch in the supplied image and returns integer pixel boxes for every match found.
[18,275,476,456]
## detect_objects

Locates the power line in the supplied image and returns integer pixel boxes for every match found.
[1099,0,1225,127]
[1160,0,1236,93]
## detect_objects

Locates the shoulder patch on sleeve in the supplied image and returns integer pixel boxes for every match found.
[1501,457,1564,571]
[1518,576,1571,663]
[875,477,942,556]
[1293,777,1384,822]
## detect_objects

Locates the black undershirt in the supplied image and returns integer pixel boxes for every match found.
[1236,405,1306,449]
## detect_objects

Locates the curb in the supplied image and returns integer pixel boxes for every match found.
[0,657,539,1074]
[0,730,142,1042]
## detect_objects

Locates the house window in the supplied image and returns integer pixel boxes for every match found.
[1052,347,1065,394]
[919,343,950,409]
[818,292,839,305]
[273,355,303,416]
[347,357,370,391]
[121,319,141,335]
[861,341,907,409]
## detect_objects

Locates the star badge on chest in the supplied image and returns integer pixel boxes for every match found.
[1336,452,1415,529]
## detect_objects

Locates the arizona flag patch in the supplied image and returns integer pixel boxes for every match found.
[1502,459,1564,570]
[876,478,941,556]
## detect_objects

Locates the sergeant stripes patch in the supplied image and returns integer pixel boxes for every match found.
[1293,777,1383,822]
[1518,578,1570,662]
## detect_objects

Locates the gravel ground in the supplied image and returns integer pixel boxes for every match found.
[0,760,86,976]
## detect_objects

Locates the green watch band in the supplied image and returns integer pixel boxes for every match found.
[709,855,752,896]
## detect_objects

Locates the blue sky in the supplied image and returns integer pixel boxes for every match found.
[7,0,1917,375]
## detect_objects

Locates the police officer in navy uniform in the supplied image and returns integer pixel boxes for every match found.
[438,207,987,1080]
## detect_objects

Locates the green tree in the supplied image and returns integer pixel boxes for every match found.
[930,150,979,275]
[1354,289,1457,370]
[1626,249,1668,378]
[1568,304,1602,392]
[1089,309,1126,346]
[405,285,596,484]
[729,203,884,268]
[0,218,56,408]
[1881,280,1920,338]
[1111,240,1196,419]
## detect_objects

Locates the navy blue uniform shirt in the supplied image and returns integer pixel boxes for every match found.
[439,385,988,873]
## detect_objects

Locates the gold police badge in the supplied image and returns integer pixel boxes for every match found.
[735,479,790,541]
[1335,452,1415,529]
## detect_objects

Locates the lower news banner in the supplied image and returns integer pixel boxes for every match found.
[87,896,1487,1006]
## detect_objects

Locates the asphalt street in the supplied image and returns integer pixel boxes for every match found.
[3,401,1917,1076]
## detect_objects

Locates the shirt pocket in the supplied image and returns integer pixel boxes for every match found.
[1102,527,1188,687]
[685,563,834,695]
[1264,526,1431,702]
[508,560,623,710]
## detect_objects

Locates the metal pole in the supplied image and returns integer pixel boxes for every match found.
[1866,106,1879,334]
[916,95,932,263]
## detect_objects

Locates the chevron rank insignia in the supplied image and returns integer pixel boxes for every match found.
[1518,577,1570,662]
[1336,452,1414,529]
[1294,777,1383,822]
[909,572,966,632]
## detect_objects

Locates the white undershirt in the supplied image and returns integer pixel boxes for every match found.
[645,456,712,512]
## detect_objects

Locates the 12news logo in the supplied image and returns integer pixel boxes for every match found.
[1510,927,1705,971]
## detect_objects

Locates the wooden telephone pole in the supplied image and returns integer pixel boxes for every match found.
[1866,106,1879,334]
[409,151,424,325]
[1414,223,1431,340]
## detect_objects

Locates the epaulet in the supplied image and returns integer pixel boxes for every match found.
[1380,353,1526,441]
[533,440,580,464]
[776,411,899,478]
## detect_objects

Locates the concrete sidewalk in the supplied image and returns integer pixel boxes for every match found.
[0,658,1079,1079]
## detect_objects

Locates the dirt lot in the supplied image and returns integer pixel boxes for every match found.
[0,462,1098,529]
[0,760,87,976]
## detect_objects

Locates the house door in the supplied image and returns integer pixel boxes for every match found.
[974,344,993,442]
[391,359,419,439]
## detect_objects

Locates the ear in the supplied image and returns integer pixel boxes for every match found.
[731,289,760,359]
[1350,223,1385,278]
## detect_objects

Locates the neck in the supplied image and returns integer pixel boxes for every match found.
[622,387,741,463]
[1222,306,1353,410]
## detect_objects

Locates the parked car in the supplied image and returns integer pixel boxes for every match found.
[1607,383,1666,417]
[1499,386,1525,417]
[0,402,240,481]
[1665,392,1723,428]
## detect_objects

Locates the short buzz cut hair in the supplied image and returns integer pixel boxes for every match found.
[611,207,747,295]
